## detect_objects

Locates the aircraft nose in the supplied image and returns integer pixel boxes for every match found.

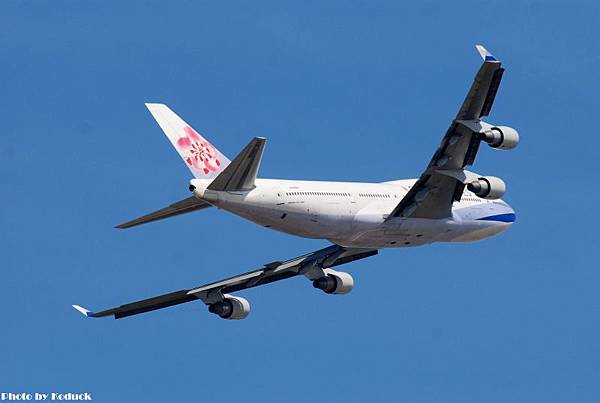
[494,200,516,224]
[476,200,516,224]
[508,205,516,222]
[503,199,516,220]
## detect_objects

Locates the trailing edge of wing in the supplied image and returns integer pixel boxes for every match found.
[115,197,212,229]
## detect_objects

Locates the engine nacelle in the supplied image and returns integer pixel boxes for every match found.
[312,269,354,294]
[482,126,519,150]
[208,295,250,320]
[467,176,506,200]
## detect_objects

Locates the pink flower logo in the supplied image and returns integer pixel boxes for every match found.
[177,126,221,175]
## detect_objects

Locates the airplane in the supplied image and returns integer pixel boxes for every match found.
[73,45,518,321]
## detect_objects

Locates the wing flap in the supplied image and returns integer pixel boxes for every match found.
[480,68,504,117]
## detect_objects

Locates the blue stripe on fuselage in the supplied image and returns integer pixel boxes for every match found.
[476,213,516,223]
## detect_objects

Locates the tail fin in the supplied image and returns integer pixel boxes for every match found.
[145,103,230,178]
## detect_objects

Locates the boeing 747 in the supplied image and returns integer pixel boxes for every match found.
[74,45,518,320]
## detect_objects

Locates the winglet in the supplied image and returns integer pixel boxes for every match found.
[475,44,498,62]
[72,304,94,318]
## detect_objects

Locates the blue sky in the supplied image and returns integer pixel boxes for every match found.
[2,1,599,402]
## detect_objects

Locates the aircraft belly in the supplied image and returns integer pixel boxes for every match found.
[448,221,511,242]
[335,217,448,248]
[216,196,353,239]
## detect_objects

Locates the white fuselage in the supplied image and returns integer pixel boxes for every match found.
[191,178,515,249]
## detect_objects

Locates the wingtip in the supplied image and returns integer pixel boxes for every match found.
[475,44,498,62]
[72,304,93,317]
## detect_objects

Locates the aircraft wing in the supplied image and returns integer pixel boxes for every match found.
[388,45,505,219]
[115,197,212,229]
[73,245,377,319]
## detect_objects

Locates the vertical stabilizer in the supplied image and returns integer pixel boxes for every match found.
[145,103,230,178]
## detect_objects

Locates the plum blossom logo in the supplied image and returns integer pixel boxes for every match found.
[178,126,221,175]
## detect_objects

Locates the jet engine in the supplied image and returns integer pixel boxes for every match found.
[312,269,354,294]
[208,295,250,320]
[467,176,506,199]
[482,126,519,150]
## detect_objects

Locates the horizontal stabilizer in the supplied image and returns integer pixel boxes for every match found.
[116,197,212,229]
[207,137,266,192]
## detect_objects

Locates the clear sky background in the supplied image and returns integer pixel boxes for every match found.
[2,1,599,402]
